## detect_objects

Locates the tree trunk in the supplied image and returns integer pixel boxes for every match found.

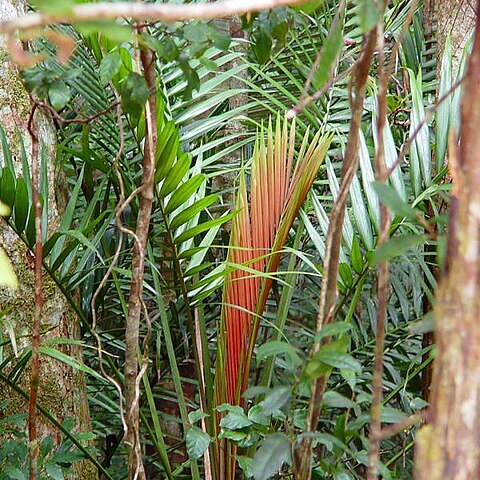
[436,0,476,74]
[0,1,96,478]
[414,3,480,479]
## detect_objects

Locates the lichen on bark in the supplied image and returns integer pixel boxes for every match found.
[0,1,97,478]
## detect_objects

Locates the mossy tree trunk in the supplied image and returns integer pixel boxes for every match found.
[0,1,97,478]
[414,2,480,479]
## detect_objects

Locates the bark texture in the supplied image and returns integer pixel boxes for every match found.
[0,1,96,478]
[414,4,480,479]
[436,0,476,75]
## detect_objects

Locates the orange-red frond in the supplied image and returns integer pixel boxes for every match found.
[219,115,332,406]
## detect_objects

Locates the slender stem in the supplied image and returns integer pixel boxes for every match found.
[367,14,390,480]
[27,103,42,480]
[294,30,378,480]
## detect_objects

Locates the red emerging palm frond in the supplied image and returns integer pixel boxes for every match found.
[216,115,332,406]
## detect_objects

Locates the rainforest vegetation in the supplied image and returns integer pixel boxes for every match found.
[0,0,478,479]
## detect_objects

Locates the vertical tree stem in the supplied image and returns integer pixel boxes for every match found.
[415,2,480,478]
[124,44,157,480]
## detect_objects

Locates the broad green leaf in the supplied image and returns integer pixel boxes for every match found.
[100,51,122,85]
[208,26,231,51]
[236,456,254,478]
[186,427,210,460]
[247,405,270,426]
[256,341,302,367]
[313,7,344,90]
[0,166,16,207]
[184,22,209,43]
[121,72,149,117]
[174,212,237,245]
[323,391,357,410]
[49,81,71,110]
[259,386,291,415]
[188,409,209,424]
[220,407,252,430]
[314,322,352,342]
[369,234,426,264]
[381,406,408,424]
[252,433,291,480]
[252,30,272,64]
[350,237,364,274]
[3,467,26,480]
[314,350,361,372]
[339,263,353,287]
[372,181,418,220]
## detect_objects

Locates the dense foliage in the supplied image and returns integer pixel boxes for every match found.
[0,0,466,479]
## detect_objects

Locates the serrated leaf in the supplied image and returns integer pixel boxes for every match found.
[252,433,291,480]
[186,427,210,460]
